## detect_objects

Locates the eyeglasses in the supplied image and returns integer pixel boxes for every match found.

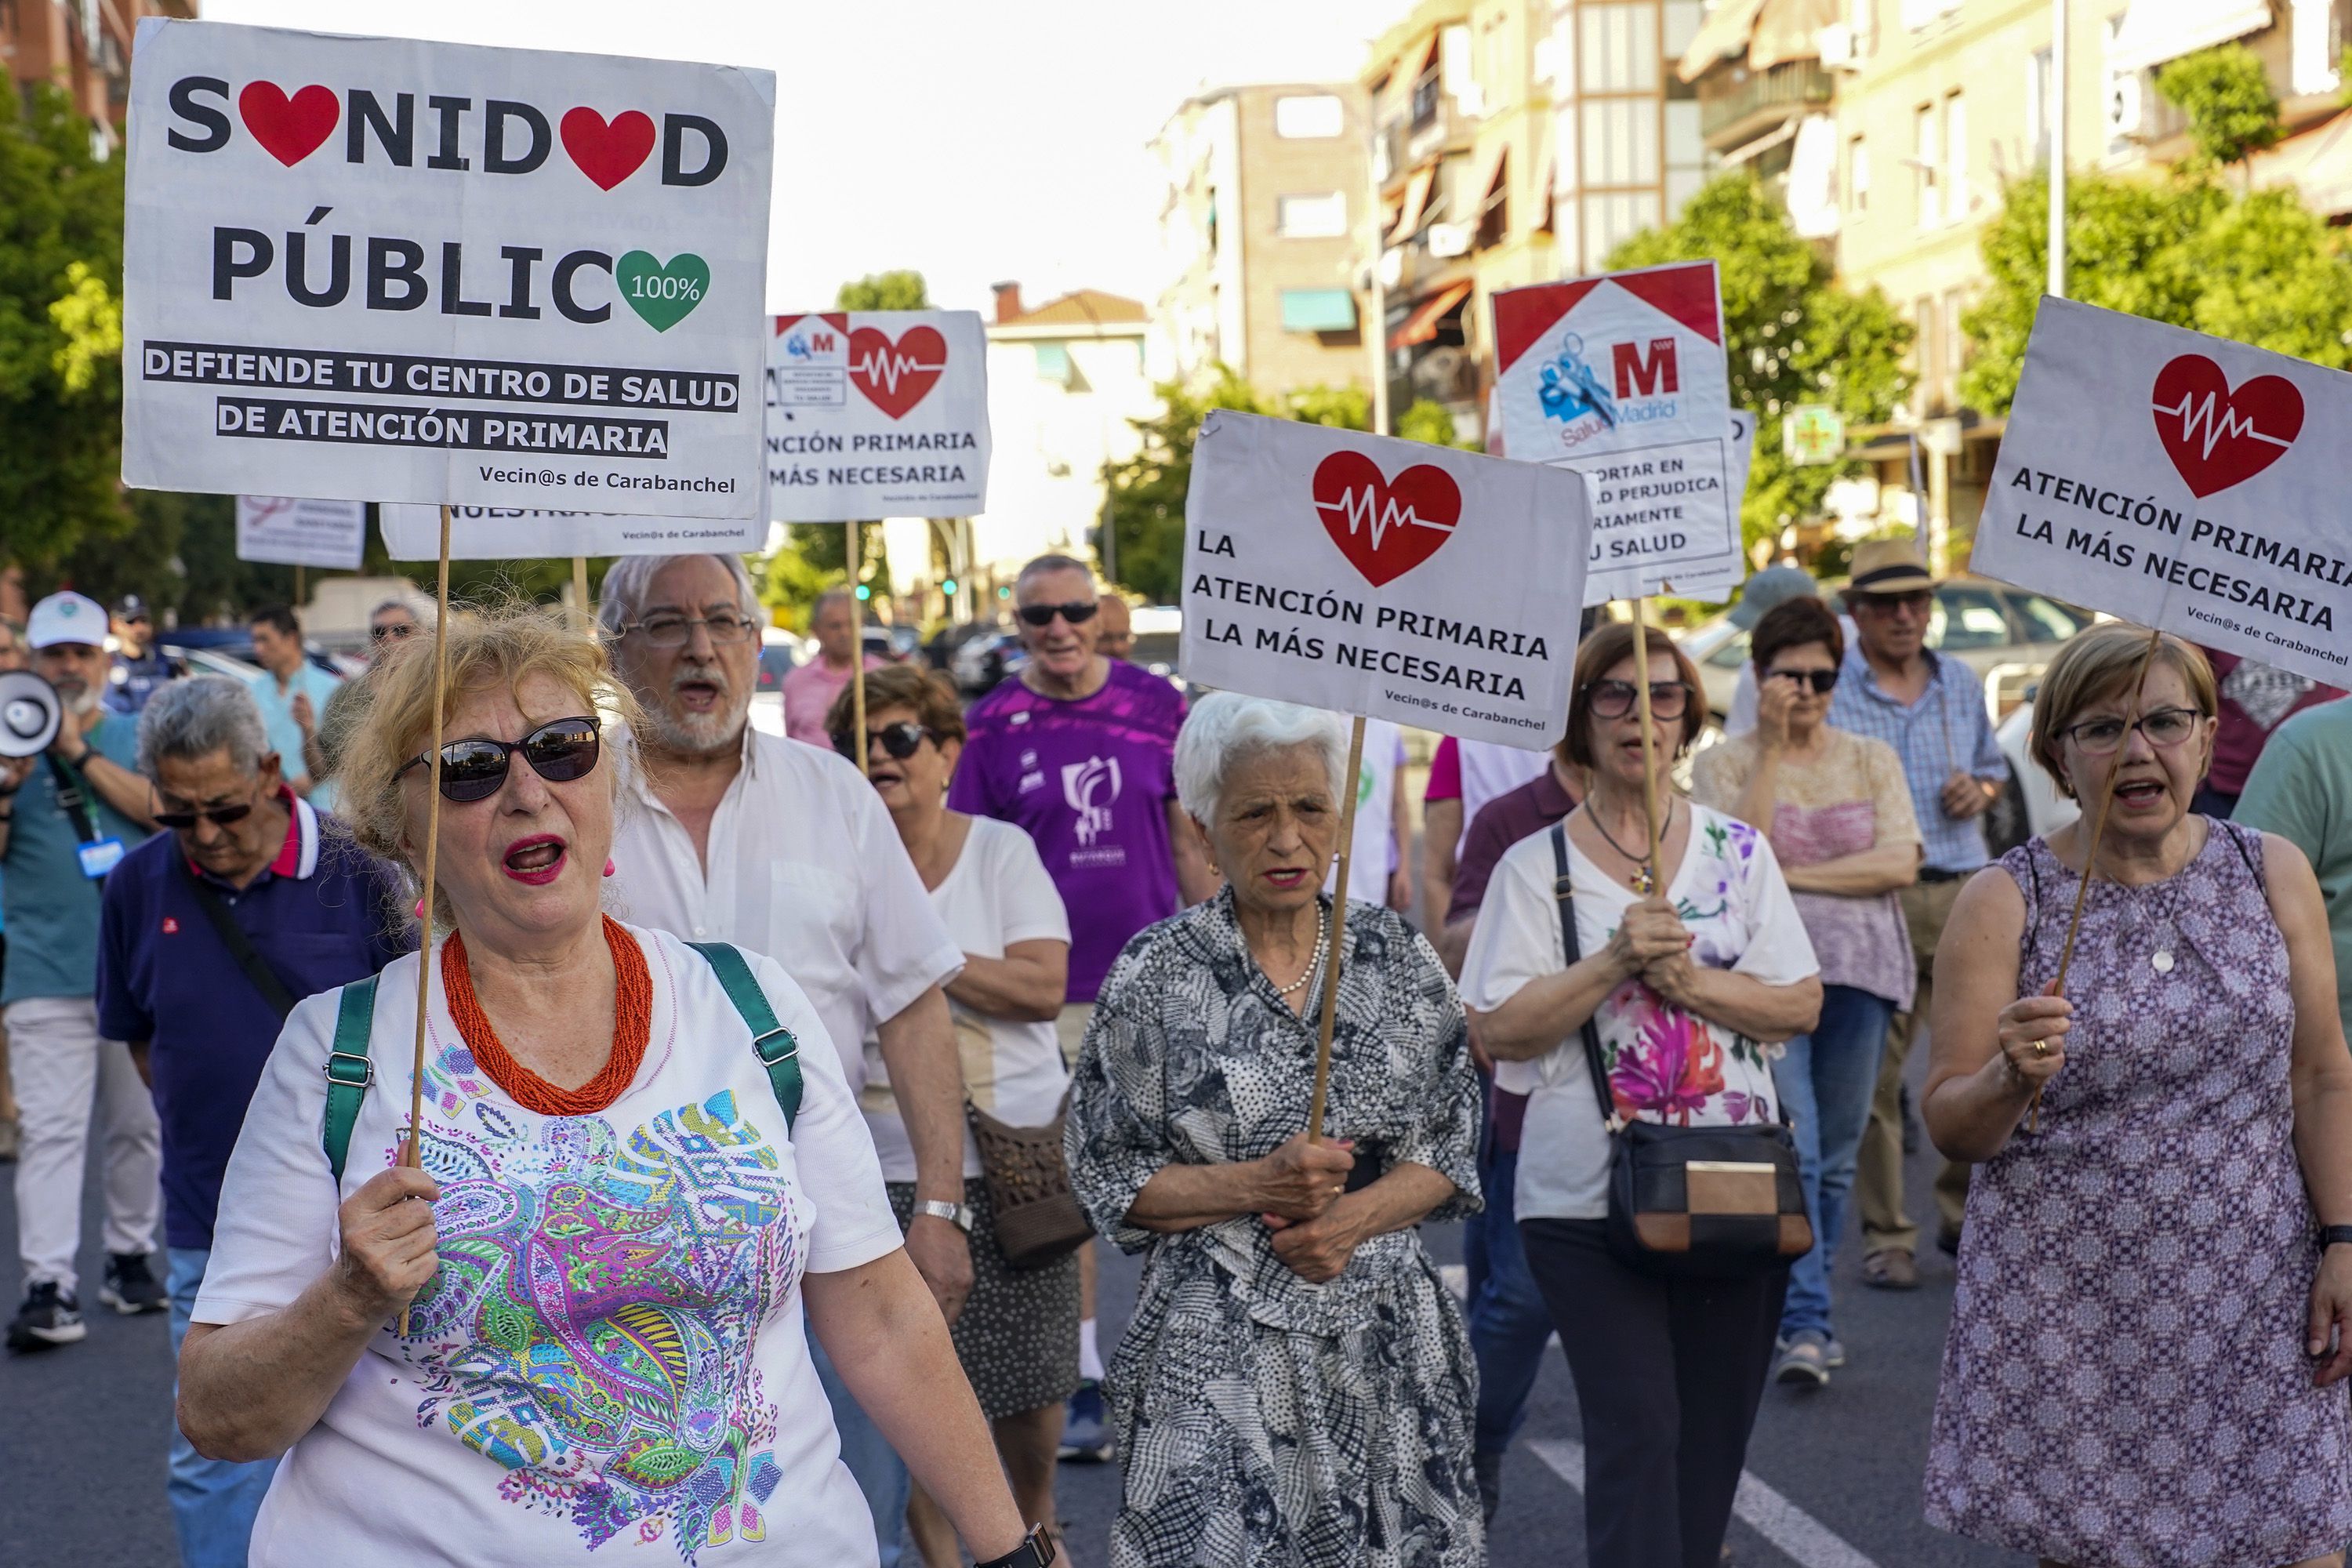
[1853,590,1933,616]
[622,612,758,648]
[1016,601,1098,629]
[1587,679,1691,720]
[2060,706,2202,757]
[152,799,255,830]
[397,715,603,804]
[833,720,935,763]
[1766,668,1840,695]
[371,621,417,642]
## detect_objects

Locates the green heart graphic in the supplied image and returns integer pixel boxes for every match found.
[615,251,710,332]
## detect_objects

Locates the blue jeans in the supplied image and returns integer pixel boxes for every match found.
[167,1248,278,1568]
[810,1322,909,1567]
[1462,1143,1553,1455]
[1772,985,1896,1340]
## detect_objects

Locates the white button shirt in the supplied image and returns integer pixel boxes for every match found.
[608,726,963,1091]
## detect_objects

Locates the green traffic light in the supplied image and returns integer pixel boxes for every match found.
[942,579,958,595]
[854,584,872,601]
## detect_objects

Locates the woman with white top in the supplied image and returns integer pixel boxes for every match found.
[175,604,1046,1568]
[1461,622,1821,1568]
[830,664,1080,1566]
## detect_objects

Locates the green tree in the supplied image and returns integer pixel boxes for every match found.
[1396,399,1472,448]
[835,270,931,311]
[1606,172,1912,555]
[0,83,129,573]
[2154,44,2285,171]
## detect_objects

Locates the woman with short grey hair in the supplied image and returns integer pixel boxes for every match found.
[1066,691,1484,1567]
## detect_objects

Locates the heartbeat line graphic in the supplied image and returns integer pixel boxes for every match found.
[2153,391,2295,459]
[851,349,946,392]
[1315,486,1457,552]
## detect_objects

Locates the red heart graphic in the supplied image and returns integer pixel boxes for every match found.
[238,82,339,167]
[848,325,948,420]
[1311,452,1463,588]
[560,107,656,191]
[2150,354,2304,499]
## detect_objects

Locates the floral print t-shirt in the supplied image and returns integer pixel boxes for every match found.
[1461,803,1819,1221]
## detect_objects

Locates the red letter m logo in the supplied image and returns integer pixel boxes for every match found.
[808,331,836,352]
[1613,337,1680,397]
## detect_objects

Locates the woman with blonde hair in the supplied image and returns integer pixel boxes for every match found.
[175,602,1048,1568]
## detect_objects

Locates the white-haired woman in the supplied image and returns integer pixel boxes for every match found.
[1065,693,1484,1568]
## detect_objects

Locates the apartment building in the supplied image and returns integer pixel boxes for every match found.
[5,0,194,141]
[1152,82,1373,399]
[1681,0,1840,235]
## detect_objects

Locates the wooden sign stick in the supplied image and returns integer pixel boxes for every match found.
[1305,713,1367,1146]
[397,504,455,1338]
[846,522,867,777]
[1626,598,1664,886]
[571,555,591,633]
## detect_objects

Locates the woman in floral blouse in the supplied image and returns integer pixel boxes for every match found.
[1462,622,1821,1568]
[1066,693,1483,1568]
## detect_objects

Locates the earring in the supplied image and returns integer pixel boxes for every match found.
[603,858,616,878]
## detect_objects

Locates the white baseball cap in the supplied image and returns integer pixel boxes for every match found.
[27,591,110,651]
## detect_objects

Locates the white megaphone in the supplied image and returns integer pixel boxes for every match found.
[0,671,62,759]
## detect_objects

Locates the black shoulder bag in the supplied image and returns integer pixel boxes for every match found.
[1550,822,1813,1281]
[179,858,299,1021]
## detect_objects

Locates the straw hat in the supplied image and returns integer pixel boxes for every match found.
[1844,538,1936,597]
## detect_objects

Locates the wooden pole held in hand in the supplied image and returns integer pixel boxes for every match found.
[570,556,591,633]
[1626,600,1664,887]
[1305,713,1367,1147]
[400,505,456,1337]
[846,524,868,777]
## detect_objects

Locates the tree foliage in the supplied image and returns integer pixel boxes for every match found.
[2154,45,2285,170]
[1606,172,1911,552]
[1396,399,1472,448]
[835,270,931,312]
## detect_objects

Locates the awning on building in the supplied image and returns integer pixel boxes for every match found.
[1388,165,1436,244]
[1281,289,1360,333]
[1679,0,1837,82]
[1722,118,1798,165]
[1678,0,1769,82]
[2107,0,2271,77]
[2252,106,2352,218]
[1388,280,1473,352]
[1471,140,1509,217]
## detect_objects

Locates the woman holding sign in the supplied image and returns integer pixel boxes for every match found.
[1460,623,1822,1568]
[1923,625,2352,1566]
[1066,692,1485,1568]
[173,606,1043,1568]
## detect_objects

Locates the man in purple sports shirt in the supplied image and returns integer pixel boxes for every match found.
[949,552,1218,1460]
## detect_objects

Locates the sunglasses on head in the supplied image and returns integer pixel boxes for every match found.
[833,720,935,763]
[397,715,602,804]
[1766,668,1840,694]
[153,799,255,831]
[1016,601,1098,629]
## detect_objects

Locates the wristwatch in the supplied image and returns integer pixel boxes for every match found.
[2321,1225,2352,1250]
[975,1524,1056,1568]
[915,1198,973,1234]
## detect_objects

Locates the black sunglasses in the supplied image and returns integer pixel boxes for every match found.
[1587,679,1691,720]
[1016,601,1098,628]
[153,800,255,830]
[1766,668,1840,694]
[833,720,935,763]
[371,622,417,641]
[397,715,603,804]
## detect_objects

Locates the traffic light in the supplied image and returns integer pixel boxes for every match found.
[942,578,958,596]
[854,584,872,601]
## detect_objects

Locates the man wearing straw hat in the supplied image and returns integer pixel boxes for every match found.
[1829,539,2008,1290]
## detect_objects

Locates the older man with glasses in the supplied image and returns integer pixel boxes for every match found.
[598,552,969,1566]
[365,594,432,660]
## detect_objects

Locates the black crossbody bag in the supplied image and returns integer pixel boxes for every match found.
[1550,822,1812,1281]
[178,857,298,1021]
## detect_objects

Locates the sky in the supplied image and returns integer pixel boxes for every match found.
[206,0,1406,318]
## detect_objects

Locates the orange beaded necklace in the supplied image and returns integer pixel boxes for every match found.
[442,914,653,1116]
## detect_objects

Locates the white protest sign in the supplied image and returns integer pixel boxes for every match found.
[1181,411,1594,749]
[767,310,990,520]
[122,20,773,519]
[1972,298,2350,688]
[235,494,365,568]
[379,503,762,560]
[1494,263,1744,600]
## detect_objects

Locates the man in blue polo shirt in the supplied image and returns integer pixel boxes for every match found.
[96,675,406,1568]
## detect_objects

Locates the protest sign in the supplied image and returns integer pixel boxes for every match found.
[235,494,365,568]
[1972,298,2351,688]
[1180,410,1595,750]
[767,310,990,520]
[1494,263,1745,600]
[122,20,774,518]
[379,503,762,560]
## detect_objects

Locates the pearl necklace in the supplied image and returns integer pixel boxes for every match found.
[1263,908,1331,997]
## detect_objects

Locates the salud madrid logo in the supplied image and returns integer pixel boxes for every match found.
[1538,332,1681,437]
[2150,354,2304,499]
[1062,756,1122,848]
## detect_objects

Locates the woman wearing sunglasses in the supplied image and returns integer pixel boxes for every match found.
[1923,625,2352,1567]
[1460,621,1821,1568]
[826,664,1080,1567]
[175,604,1043,1568]
[1693,595,1922,1390]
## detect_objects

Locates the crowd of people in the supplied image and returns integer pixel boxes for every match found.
[5,539,2352,1568]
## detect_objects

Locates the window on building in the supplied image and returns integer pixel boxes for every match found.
[1914,295,1942,412]
[1943,90,1968,221]
[1849,0,1878,53]
[1944,287,1968,405]
[1581,4,1662,94]
[1583,97,1661,187]
[1276,191,1348,238]
[1274,94,1345,139]
[1848,134,1870,214]
[1280,289,1359,333]
[1913,101,1940,229]
[1034,343,1074,386]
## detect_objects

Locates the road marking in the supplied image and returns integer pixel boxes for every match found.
[1526,1439,1882,1568]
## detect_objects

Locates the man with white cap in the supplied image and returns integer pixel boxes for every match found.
[1,591,163,1350]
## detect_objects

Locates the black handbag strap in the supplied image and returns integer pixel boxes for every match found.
[43,752,102,844]
[1551,822,1621,1134]
[179,857,299,1021]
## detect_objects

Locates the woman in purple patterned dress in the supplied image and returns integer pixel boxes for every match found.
[1923,625,2352,1568]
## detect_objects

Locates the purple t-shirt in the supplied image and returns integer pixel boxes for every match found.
[949,661,1186,1002]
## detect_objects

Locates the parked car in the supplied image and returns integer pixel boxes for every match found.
[158,630,348,681]
[748,626,803,739]
[1988,693,2078,855]
[951,630,1027,696]
[1127,605,1187,694]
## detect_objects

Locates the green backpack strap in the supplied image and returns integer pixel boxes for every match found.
[691,942,800,1134]
[322,975,380,1183]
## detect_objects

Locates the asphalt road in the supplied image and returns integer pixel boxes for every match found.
[0,1034,2024,1568]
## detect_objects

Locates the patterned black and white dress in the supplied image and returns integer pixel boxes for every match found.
[1066,890,1485,1568]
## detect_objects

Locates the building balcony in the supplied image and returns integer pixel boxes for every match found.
[1699,59,1833,154]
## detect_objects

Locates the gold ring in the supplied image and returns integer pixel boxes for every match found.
[2031,1039,2050,1058]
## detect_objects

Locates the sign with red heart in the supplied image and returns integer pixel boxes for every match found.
[2150,354,2305,499]
[848,325,948,419]
[238,82,338,166]
[1311,452,1463,587]
[559,107,656,191]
